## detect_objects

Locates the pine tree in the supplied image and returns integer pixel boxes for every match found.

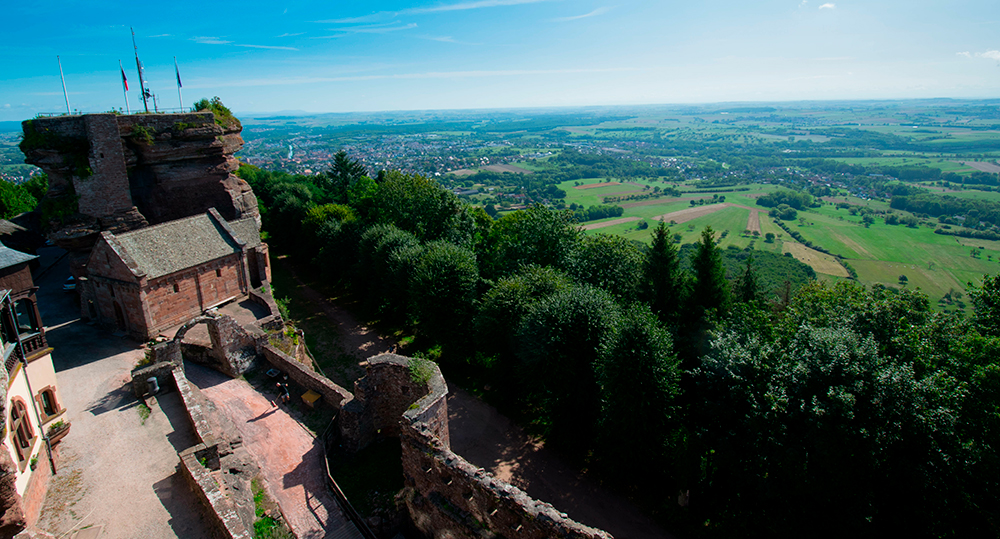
[689,225,731,320]
[641,221,684,325]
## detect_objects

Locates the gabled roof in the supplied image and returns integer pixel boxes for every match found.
[0,243,38,271]
[103,209,251,280]
[226,216,262,248]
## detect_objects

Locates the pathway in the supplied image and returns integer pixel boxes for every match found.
[184,363,362,539]
[33,246,214,539]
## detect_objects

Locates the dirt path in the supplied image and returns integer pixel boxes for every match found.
[286,265,674,539]
[447,385,673,539]
[747,210,762,234]
[186,363,363,539]
[581,216,642,230]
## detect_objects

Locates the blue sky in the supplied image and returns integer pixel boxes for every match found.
[1,0,998,121]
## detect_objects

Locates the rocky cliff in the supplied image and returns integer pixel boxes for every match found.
[20,111,259,275]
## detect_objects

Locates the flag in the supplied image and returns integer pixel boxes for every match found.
[120,63,128,91]
[174,58,182,88]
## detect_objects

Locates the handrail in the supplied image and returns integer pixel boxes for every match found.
[320,416,378,539]
[34,108,191,118]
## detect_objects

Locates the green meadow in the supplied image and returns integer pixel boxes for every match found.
[560,176,1000,309]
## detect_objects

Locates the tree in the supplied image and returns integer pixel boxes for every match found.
[516,284,621,449]
[481,204,580,280]
[596,304,681,482]
[733,254,762,305]
[476,266,572,360]
[565,233,642,301]
[898,274,908,286]
[410,241,479,348]
[765,232,776,243]
[641,221,684,325]
[969,274,1000,337]
[0,179,41,219]
[689,226,731,320]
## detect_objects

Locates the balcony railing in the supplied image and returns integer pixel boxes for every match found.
[20,332,47,357]
[4,342,23,374]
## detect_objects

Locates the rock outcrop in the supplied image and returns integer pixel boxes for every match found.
[20,111,259,277]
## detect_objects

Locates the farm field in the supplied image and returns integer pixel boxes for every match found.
[561,175,1000,309]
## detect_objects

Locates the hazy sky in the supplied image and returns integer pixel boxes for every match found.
[1,0,998,121]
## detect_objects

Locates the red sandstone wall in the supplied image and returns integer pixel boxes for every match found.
[143,254,245,336]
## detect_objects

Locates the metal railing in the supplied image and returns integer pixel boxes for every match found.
[321,416,378,539]
[35,107,192,118]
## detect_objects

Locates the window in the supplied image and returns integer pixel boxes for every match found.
[109,286,115,298]
[216,269,222,278]
[14,299,36,334]
[173,283,179,293]
[40,389,57,416]
[9,399,34,464]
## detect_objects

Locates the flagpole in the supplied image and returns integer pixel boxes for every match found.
[57,56,71,115]
[131,27,149,113]
[174,57,184,110]
[119,60,131,114]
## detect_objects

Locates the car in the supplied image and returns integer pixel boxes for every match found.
[62,277,76,292]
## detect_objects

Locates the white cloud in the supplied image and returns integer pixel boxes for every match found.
[799,0,808,6]
[276,32,304,37]
[819,3,835,9]
[192,36,232,45]
[960,50,1000,60]
[235,44,299,51]
[314,13,396,24]
[314,22,418,37]
[553,7,611,22]
[405,0,554,14]
[3,104,9,108]
[148,34,171,38]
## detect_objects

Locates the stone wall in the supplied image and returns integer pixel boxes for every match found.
[338,353,612,539]
[179,444,252,539]
[172,369,259,538]
[260,345,352,410]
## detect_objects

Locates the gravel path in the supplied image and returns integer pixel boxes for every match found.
[32,247,214,539]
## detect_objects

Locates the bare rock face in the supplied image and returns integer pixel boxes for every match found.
[21,111,259,278]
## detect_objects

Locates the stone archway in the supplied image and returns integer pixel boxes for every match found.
[168,312,258,377]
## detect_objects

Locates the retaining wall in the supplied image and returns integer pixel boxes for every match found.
[260,344,352,410]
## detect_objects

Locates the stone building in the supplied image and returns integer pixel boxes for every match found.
[83,208,270,340]
[0,245,62,536]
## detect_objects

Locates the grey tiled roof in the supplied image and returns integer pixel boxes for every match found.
[227,217,262,248]
[0,243,37,271]
[110,211,242,280]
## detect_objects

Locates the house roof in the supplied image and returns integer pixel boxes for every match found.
[105,209,251,280]
[226,216,262,248]
[0,243,38,271]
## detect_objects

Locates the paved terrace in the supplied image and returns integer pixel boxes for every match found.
[185,362,363,539]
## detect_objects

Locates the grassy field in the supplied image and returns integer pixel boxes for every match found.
[561,176,1000,309]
